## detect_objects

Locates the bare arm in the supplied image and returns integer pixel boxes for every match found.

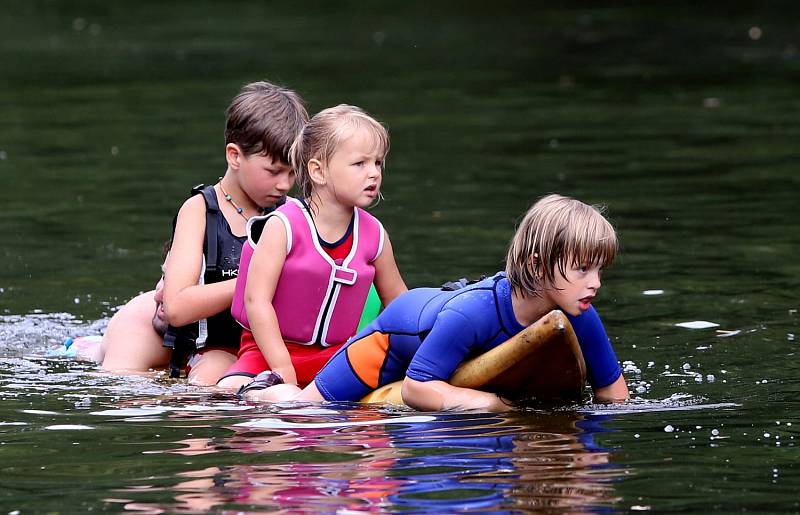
[244,216,297,384]
[401,377,512,412]
[592,374,629,403]
[162,195,237,327]
[372,233,407,306]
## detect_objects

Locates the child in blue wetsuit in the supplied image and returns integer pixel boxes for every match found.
[243,194,630,411]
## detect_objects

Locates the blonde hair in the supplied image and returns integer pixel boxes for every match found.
[505,194,618,297]
[289,104,389,200]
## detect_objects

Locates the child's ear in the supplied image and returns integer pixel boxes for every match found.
[307,158,326,185]
[225,144,242,170]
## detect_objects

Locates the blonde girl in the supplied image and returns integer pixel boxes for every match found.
[218,105,407,390]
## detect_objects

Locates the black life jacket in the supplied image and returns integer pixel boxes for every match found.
[164,184,284,377]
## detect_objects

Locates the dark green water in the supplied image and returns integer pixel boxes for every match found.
[2,2,799,513]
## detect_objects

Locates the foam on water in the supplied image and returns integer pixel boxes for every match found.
[235,414,437,429]
[0,313,107,357]
[581,394,739,416]
[44,424,95,430]
[90,403,254,418]
[675,321,720,329]
[279,408,341,416]
[90,407,170,417]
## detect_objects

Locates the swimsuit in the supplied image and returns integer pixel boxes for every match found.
[223,198,385,383]
[231,197,384,345]
[314,273,622,401]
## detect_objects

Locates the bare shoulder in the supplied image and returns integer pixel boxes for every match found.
[254,215,289,252]
[264,214,287,231]
[177,193,207,218]
[167,193,208,266]
[172,193,208,237]
[106,290,157,334]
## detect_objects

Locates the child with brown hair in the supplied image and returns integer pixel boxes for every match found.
[100,81,309,385]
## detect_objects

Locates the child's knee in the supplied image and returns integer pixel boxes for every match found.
[187,350,236,386]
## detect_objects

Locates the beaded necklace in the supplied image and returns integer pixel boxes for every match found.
[218,178,254,221]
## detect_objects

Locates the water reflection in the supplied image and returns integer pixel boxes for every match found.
[104,406,625,513]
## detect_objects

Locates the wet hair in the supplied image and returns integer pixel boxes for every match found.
[505,194,618,297]
[225,81,309,162]
[289,104,389,200]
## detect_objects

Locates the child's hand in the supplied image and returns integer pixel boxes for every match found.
[402,377,514,412]
[592,375,629,403]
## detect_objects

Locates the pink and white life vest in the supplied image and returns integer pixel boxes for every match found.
[231,197,384,347]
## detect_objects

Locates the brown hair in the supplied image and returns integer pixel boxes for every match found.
[505,194,618,297]
[289,104,389,200]
[225,81,309,162]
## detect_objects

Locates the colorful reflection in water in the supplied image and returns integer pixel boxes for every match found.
[80,399,625,513]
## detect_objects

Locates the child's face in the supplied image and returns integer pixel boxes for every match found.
[324,128,383,208]
[152,274,168,336]
[238,151,294,208]
[546,262,603,316]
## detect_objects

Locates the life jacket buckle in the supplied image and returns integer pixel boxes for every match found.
[333,266,357,285]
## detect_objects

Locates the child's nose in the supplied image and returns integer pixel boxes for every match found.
[154,277,165,302]
[591,270,602,290]
[277,173,293,192]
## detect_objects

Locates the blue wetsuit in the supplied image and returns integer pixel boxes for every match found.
[314,273,622,401]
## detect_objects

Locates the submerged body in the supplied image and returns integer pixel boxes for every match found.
[315,273,621,402]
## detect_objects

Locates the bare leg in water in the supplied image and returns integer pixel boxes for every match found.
[101,285,170,372]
